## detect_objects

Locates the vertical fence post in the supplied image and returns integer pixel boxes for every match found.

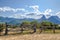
[33,24,36,33]
[20,23,24,33]
[4,22,8,35]
[40,26,43,33]
[53,25,55,33]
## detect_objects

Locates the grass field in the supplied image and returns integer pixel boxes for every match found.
[0,28,60,40]
[0,34,60,40]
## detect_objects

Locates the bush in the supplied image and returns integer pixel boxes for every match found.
[0,24,3,32]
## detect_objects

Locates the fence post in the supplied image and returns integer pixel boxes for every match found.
[33,24,36,33]
[4,22,8,35]
[40,26,43,33]
[53,25,55,33]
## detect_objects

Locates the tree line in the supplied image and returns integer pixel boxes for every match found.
[0,20,60,35]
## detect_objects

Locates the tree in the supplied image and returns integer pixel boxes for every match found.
[31,20,38,33]
[40,22,45,33]
[40,21,53,33]
[50,23,56,33]
[20,21,31,33]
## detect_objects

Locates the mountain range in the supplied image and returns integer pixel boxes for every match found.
[0,15,60,25]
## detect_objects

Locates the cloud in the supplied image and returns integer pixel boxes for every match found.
[56,11,60,18]
[0,6,53,19]
[8,11,43,19]
[25,12,43,19]
[29,5,40,13]
[43,9,52,19]
[0,6,25,12]
[44,9,52,14]
[29,5,39,9]
[0,6,60,19]
[29,5,53,19]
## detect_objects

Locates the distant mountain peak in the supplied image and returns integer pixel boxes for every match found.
[0,15,60,24]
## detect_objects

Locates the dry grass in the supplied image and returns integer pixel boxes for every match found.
[0,34,60,40]
[0,28,60,40]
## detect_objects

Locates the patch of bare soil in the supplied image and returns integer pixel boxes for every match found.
[0,34,60,40]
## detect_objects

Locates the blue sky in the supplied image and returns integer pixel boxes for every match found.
[0,0,60,19]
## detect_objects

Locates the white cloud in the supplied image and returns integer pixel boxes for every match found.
[56,11,60,18]
[29,5,53,19]
[29,5,39,10]
[1,6,52,19]
[43,9,52,19]
[24,8,54,19]
[25,12,43,19]
[44,9,52,14]
[25,8,53,19]
[8,11,43,19]
[0,6,60,19]
[0,7,25,12]
[29,5,40,13]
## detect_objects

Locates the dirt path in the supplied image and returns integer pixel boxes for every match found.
[0,34,60,40]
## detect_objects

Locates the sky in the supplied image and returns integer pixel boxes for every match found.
[0,0,60,19]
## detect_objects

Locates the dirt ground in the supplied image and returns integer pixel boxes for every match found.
[0,34,60,40]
